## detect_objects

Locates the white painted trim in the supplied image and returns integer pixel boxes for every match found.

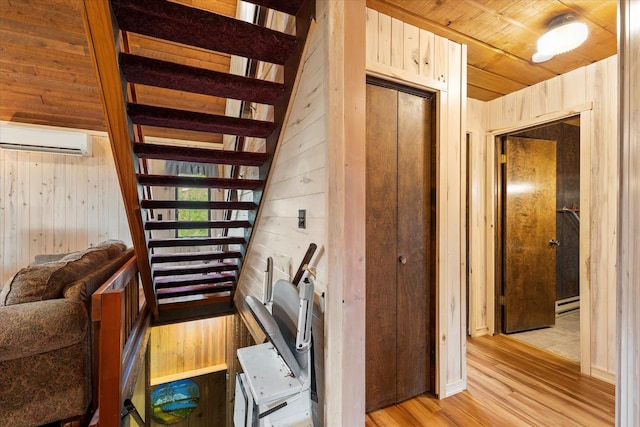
[487,102,593,135]
[366,61,448,92]
[443,378,467,397]
[591,367,615,385]
[579,109,592,376]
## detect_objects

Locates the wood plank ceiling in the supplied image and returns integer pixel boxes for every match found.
[0,0,617,136]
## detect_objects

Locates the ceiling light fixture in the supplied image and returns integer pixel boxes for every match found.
[532,14,588,63]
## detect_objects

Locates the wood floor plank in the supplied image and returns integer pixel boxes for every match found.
[365,335,615,426]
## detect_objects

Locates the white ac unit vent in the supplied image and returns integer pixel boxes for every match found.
[0,123,92,156]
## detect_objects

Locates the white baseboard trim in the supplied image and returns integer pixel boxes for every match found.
[442,378,467,398]
[471,326,490,337]
[590,366,616,384]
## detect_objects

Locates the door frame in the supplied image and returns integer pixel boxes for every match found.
[487,104,593,373]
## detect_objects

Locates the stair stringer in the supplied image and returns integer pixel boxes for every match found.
[82,0,159,319]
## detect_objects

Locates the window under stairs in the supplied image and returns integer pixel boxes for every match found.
[82,0,315,324]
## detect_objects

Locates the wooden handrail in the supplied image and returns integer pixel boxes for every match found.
[91,255,150,427]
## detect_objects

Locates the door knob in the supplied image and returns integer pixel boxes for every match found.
[399,255,407,265]
[549,239,560,247]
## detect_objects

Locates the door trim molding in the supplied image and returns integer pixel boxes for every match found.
[486,104,593,375]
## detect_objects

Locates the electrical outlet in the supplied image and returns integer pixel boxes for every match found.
[298,209,306,229]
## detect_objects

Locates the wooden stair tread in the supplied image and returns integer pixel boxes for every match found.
[148,236,246,248]
[137,174,264,190]
[155,272,236,285]
[242,0,305,16]
[150,251,243,263]
[156,296,234,325]
[133,143,270,166]
[153,262,238,277]
[111,0,297,65]
[128,103,276,138]
[156,283,234,299]
[158,294,232,308]
[120,53,285,105]
[145,220,252,230]
[141,200,257,210]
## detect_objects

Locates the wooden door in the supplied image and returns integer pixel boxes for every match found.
[503,137,557,333]
[365,82,433,411]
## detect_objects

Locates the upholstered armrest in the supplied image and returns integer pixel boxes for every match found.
[0,299,88,362]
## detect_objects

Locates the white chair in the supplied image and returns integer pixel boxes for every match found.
[234,277,314,426]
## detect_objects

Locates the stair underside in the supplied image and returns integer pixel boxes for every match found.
[93,0,312,323]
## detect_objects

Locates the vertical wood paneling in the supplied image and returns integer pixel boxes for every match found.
[0,134,131,285]
[579,110,592,374]
[433,35,448,83]
[419,29,434,80]
[53,156,66,252]
[65,156,78,252]
[1,151,18,276]
[41,155,55,254]
[501,92,517,125]
[585,56,618,379]
[618,1,640,423]
[365,8,378,64]
[562,67,586,109]
[442,41,465,397]
[391,17,403,69]
[378,13,391,66]
[467,98,488,337]
[28,153,43,260]
[402,23,419,75]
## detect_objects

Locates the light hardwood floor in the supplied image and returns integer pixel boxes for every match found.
[366,335,615,426]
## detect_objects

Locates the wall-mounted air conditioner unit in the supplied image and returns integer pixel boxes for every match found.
[0,123,92,156]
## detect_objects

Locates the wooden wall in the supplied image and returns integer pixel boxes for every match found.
[149,317,227,384]
[467,55,619,383]
[0,132,132,284]
[365,8,467,398]
[617,1,640,424]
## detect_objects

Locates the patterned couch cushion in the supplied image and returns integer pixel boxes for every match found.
[0,241,126,306]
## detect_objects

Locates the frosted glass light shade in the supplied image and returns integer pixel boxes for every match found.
[537,21,588,56]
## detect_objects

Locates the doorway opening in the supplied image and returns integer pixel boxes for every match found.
[496,116,581,364]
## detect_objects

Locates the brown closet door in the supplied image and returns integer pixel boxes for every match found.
[365,83,398,410]
[396,90,431,402]
[366,82,432,411]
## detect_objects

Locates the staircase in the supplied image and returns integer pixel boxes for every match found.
[82,0,315,324]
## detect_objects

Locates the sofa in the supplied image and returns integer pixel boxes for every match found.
[0,241,135,427]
